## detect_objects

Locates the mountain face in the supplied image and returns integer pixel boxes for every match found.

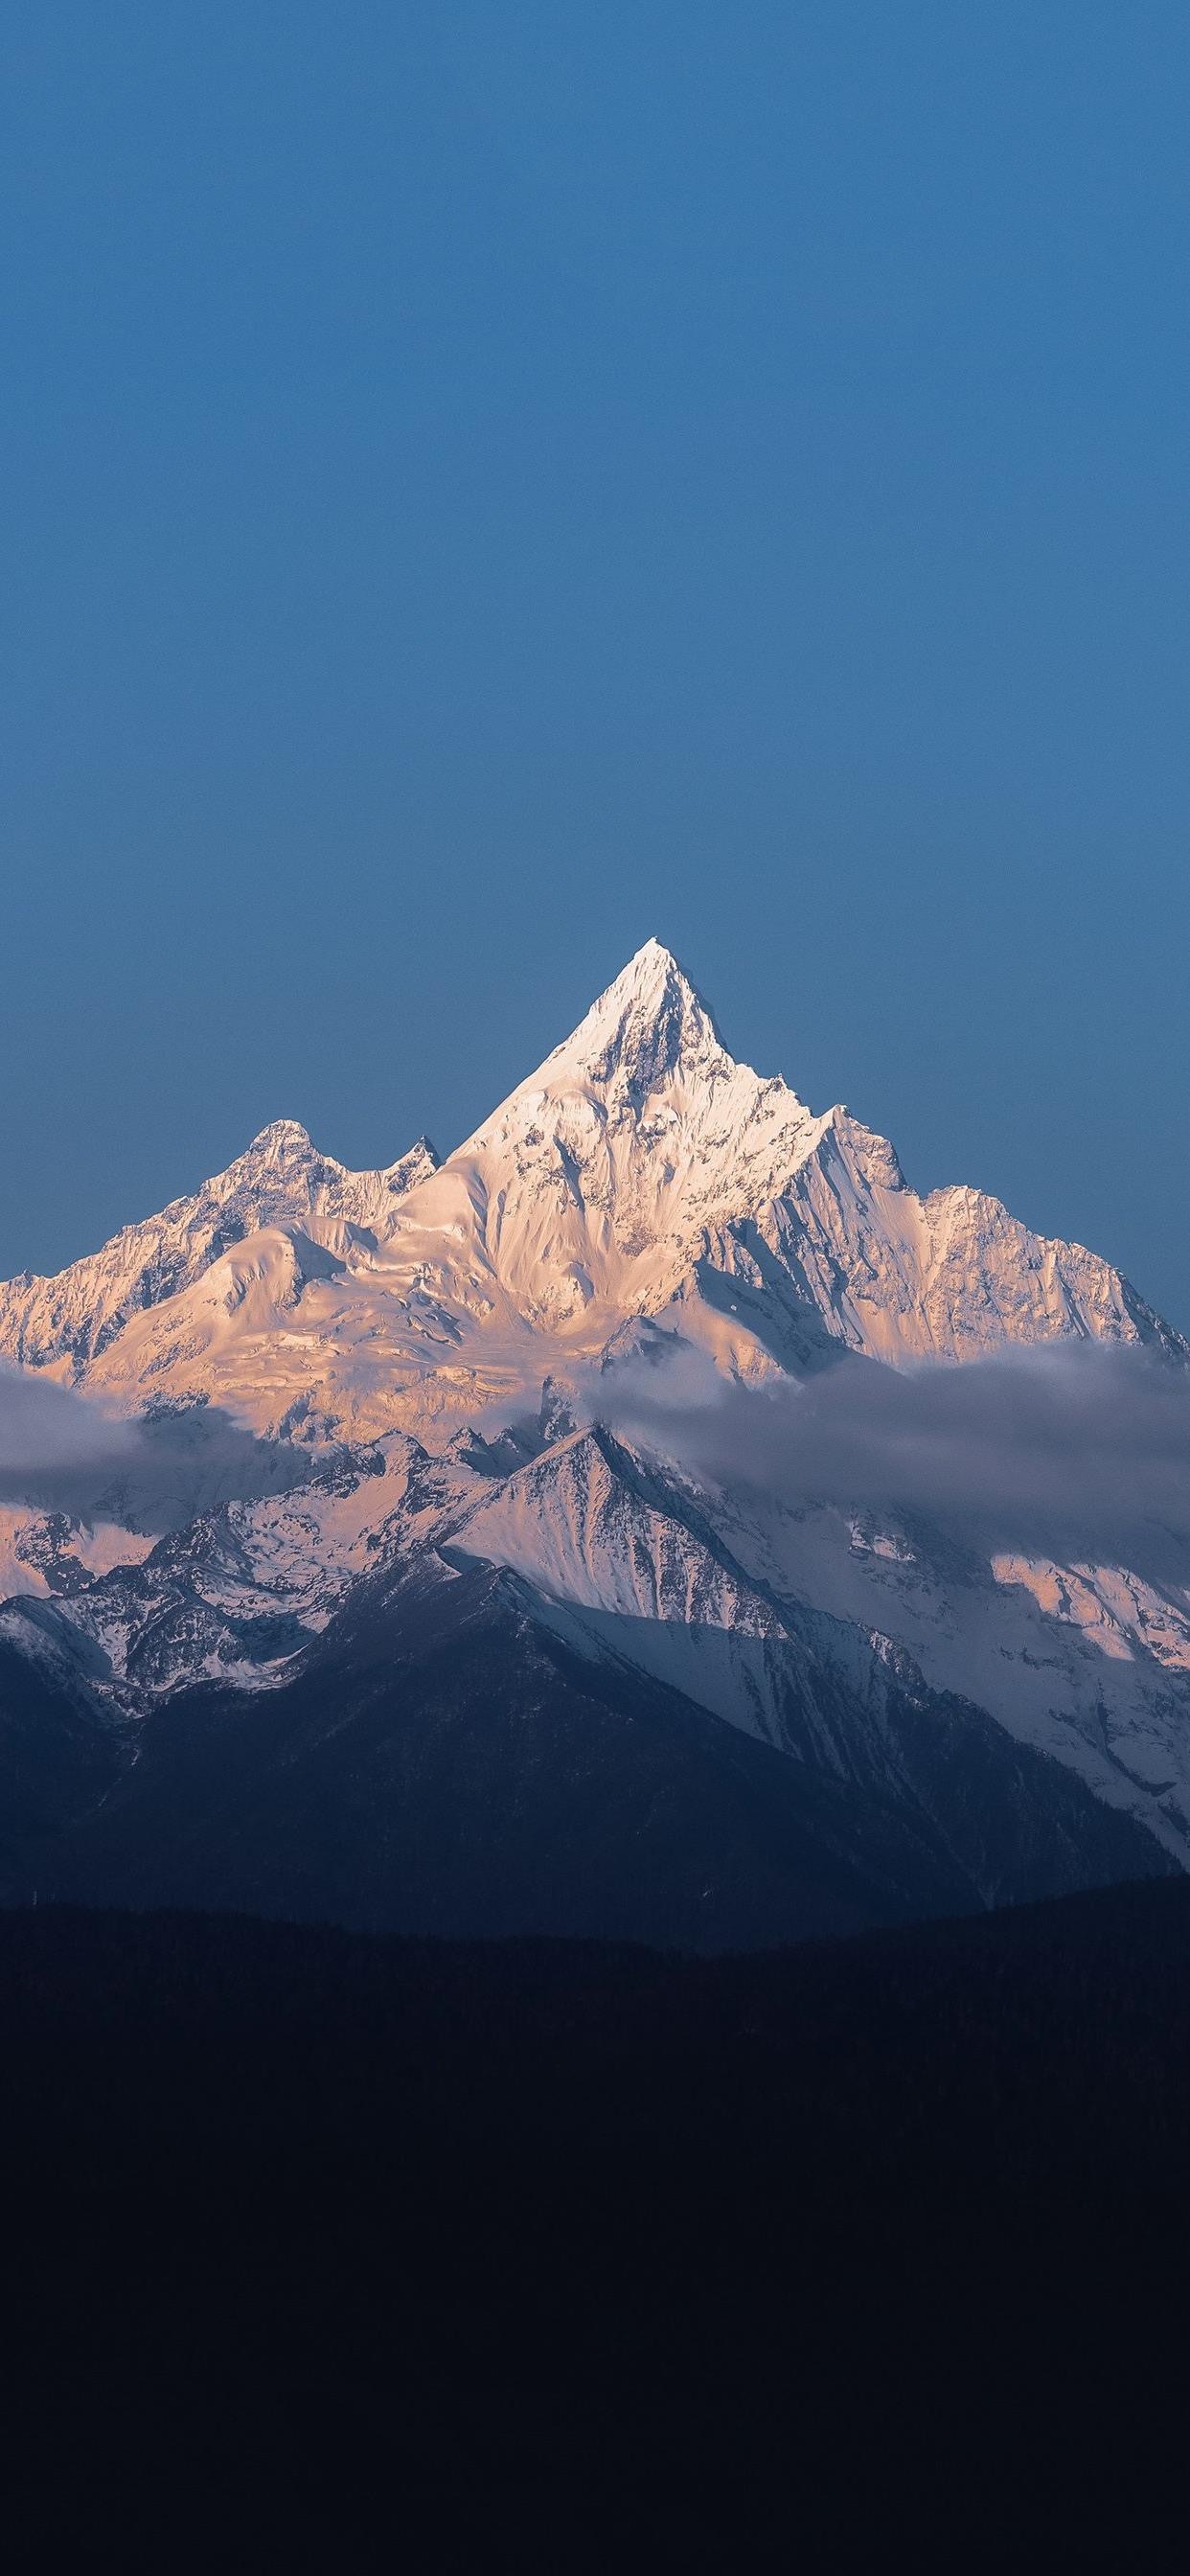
[2,941,1179,1440]
[0,1125,439,1374]
[0,940,1186,1943]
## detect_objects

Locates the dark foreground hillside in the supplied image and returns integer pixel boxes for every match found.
[4,1882,1190,2565]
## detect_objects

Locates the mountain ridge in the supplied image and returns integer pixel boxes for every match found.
[0,1126,441,1373]
[2,940,1179,1437]
[0,938,1186,1944]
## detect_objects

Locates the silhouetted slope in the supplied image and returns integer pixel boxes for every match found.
[3,1881,1189,2562]
[0,1634,118,1868]
[9,1558,1168,1944]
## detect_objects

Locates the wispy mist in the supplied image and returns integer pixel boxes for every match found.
[0,1363,309,1532]
[585,1341,1190,1581]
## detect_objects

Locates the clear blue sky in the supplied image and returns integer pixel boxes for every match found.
[4,5,1188,1324]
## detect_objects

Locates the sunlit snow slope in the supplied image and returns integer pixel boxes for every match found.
[1,941,1179,1446]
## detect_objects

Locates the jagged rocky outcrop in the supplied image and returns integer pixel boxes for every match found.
[0,1124,439,1371]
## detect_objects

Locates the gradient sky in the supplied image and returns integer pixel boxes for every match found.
[4,6,1188,1324]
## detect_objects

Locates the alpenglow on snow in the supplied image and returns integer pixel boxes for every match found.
[0,939,1186,1946]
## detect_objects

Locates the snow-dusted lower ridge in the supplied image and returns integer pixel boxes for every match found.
[0,937,1186,1943]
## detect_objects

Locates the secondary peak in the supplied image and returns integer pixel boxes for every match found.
[243,1118,315,1156]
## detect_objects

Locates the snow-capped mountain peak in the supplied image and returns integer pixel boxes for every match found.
[238,1116,315,1162]
[0,1125,440,1373]
[538,936,736,1100]
[227,1118,439,1208]
[0,934,1188,1947]
[373,939,827,1357]
[0,938,1182,1441]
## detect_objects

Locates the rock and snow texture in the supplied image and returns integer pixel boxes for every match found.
[0,1123,439,1373]
[0,1438,426,1702]
[0,937,1186,1931]
[1,942,1179,1439]
[702,1478,1190,1865]
[0,1507,154,1606]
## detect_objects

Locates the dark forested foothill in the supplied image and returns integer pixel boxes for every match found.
[3,1881,1189,2564]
